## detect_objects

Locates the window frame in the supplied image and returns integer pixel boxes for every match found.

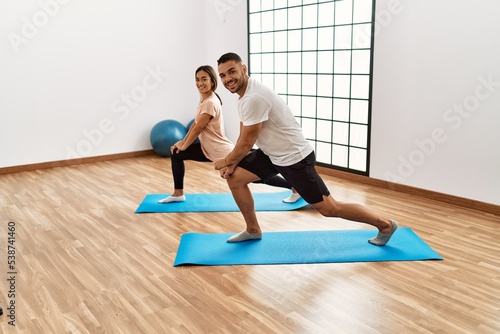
[247,0,376,176]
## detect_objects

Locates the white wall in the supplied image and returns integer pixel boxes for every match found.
[201,0,248,143]
[1,0,498,206]
[0,0,207,167]
[370,0,500,205]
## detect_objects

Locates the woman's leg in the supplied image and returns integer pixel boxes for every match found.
[254,175,301,203]
[159,144,210,203]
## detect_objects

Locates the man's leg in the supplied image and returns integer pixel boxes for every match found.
[276,152,397,246]
[225,167,263,242]
[311,195,397,245]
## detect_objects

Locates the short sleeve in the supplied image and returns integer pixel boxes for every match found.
[199,99,218,118]
[240,96,270,126]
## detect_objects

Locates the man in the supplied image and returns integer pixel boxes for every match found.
[214,52,398,244]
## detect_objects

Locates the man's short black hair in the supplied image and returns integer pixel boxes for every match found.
[217,52,243,65]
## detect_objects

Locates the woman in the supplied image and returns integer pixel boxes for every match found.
[159,65,300,204]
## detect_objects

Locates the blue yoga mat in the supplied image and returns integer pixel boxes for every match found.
[135,191,308,213]
[173,227,443,266]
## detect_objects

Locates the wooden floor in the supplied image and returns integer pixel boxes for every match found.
[0,155,498,334]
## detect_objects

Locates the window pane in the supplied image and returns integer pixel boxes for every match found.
[317,51,333,73]
[262,53,274,72]
[288,30,302,51]
[252,73,262,83]
[334,25,352,50]
[333,75,351,98]
[302,118,316,139]
[316,141,332,165]
[248,0,260,13]
[302,52,317,73]
[351,50,371,74]
[275,31,287,52]
[351,75,369,99]
[351,99,369,124]
[275,74,287,94]
[334,50,351,73]
[317,97,333,120]
[262,74,274,89]
[317,74,333,97]
[288,52,302,72]
[350,124,368,148]
[317,120,332,142]
[352,23,371,49]
[275,9,288,30]
[332,122,349,145]
[249,13,261,33]
[249,34,261,53]
[288,7,302,29]
[318,27,334,50]
[353,0,373,23]
[332,145,348,167]
[333,98,349,121]
[335,0,353,26]
[349,147,367,171]
[288,95,301,117]
[302,28,318,51]
[303,4,318,28]
[261,1,274,11]
[275,53,287,73]
[318,2,335,26]
[275,0,287,10]
[302,75,317,96]
[250,53,261,72]
[262,32,274,52]
[288,74,302,94]
[302,96,316,118]
[261,11,274,31]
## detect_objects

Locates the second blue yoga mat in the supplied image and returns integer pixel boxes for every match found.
[173,227,443,266]
[135,191,308,213]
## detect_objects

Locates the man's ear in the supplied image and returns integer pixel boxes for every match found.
[242,64,248,75]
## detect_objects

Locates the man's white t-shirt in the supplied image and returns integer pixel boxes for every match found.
[238,78,313,166]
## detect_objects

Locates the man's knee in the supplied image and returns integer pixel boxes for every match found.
[226,168,257,189]
[226,174,248,190]
[312,196,341,217]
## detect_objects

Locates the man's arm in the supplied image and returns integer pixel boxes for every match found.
[227,122,262,164]
[214,121,262,172]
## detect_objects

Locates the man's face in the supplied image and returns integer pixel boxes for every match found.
[218,60,248,97]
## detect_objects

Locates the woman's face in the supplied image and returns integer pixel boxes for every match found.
[195,70,213,96]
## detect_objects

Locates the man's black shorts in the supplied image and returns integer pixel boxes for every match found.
[237,149,330,204]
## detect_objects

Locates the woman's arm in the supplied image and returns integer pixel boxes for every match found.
[171,113,212,154]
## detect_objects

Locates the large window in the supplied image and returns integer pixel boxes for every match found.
[248,0,375,175]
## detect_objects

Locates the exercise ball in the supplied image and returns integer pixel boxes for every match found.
[150,120,187,157]
[186,119,200,144]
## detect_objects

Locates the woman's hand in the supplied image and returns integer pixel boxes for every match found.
[170,140,185,155]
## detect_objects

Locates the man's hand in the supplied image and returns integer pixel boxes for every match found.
[219,164,236,179]
[214,158,228,171]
